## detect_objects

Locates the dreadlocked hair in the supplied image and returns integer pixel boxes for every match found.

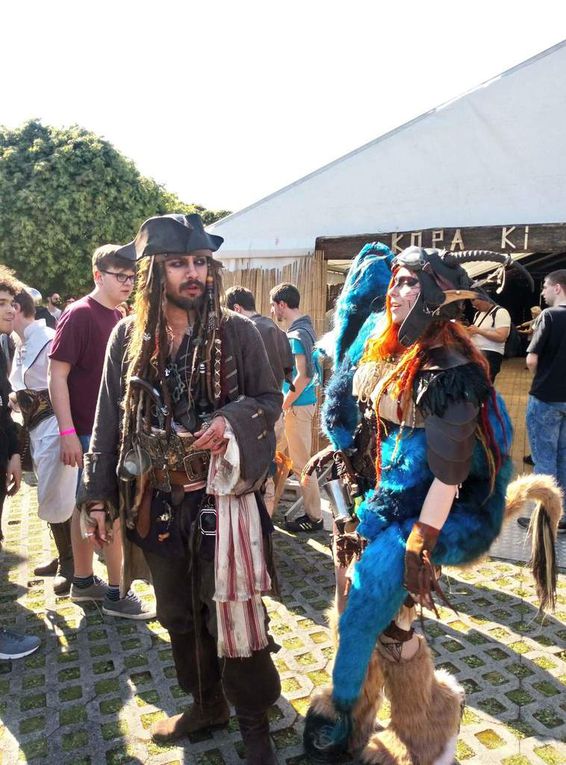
[118,256,224,474]
[361,293,503,491]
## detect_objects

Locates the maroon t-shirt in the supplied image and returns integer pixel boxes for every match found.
[49,295,121,436]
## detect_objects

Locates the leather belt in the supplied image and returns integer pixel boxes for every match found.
[152,468,206,493]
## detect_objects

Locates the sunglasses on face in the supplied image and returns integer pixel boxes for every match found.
[100,270,136,285]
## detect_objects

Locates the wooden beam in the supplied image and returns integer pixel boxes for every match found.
[317,223,566,261]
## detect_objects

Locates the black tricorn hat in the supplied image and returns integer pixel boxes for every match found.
[116,213,224,262]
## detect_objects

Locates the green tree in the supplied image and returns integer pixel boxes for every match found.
[0,120,230,296]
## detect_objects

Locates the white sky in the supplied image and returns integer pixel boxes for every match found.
[2,1,565,212]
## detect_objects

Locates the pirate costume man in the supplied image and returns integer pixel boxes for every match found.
[77,214,282,764]
[302,245,561,764]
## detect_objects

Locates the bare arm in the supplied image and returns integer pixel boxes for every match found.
[283,353,312,410]
[526,352,538,373]
[419,478,458,530]
[48,358,83,467]
[467,325,510,343]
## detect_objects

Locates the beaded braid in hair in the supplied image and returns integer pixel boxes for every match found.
[119,254,224,472]
[360,286,504,493]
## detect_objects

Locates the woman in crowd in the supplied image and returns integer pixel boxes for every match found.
[303,245,559,765]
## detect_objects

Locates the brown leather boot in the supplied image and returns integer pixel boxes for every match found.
[151,691,230,742]
[51,521,74,595]
[35,523,63,576]
[34,556,59,576]
[237,710,276,765]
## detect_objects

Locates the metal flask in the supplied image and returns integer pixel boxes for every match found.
[322,479,353,521]
[120,444,152,479]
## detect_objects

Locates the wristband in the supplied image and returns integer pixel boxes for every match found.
[60,428,77,437]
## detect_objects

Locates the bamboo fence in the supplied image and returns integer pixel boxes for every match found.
[222,250,328,451]
[221,249,327,336]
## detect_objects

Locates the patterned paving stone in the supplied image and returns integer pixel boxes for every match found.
[0,359,565,763]
[1,487,564,764]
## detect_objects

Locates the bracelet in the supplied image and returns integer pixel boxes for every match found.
[60,428,77,436]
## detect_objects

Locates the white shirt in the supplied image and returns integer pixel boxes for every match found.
[472,306,511,356]
[10,320,55,392]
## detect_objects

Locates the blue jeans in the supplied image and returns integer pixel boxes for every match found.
[76,434,91,496]
[526,396,566,517]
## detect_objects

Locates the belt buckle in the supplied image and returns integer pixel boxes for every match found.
[152,466,171,493]
[198,508,217,536]
[183,450,209,481]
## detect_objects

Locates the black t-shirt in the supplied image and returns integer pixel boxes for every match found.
[528,305,566,402]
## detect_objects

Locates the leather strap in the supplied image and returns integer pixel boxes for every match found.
[152,468,206,492]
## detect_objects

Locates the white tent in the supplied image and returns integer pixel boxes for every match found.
[210,41,566,271]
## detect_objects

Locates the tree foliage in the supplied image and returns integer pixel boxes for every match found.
[0,120,230,296]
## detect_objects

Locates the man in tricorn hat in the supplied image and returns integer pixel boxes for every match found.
[77,214,282,763]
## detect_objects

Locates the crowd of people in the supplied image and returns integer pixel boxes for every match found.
[0,215,563,764]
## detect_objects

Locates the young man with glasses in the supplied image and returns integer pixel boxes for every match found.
[48,245,153,619]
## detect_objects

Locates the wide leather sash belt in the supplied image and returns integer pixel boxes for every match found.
[152,468,207,493]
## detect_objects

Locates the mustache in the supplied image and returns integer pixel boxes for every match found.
[180,280,205,290]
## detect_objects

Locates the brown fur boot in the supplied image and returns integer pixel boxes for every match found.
[360,637,464,765]
[305,605,385,760]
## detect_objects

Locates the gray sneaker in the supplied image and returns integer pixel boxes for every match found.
[102,591,156,620]
[0,628,41,660]
[70,575,108,602]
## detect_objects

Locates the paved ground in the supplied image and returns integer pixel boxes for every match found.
[0,358,565,765]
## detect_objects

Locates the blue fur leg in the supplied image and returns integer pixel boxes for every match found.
[332,523,408,708]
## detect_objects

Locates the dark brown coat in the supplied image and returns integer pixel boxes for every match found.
[249,313,293,389]
[78,311,282,586]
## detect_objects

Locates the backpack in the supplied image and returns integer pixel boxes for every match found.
[503,322,522,358]
[475,306,522,358]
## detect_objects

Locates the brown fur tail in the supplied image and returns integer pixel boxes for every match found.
[504,474,562,611]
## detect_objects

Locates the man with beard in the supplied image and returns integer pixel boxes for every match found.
[47,293,63,323]
[77,214,282,764]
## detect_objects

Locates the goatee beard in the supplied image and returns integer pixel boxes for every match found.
[166,292,206,312]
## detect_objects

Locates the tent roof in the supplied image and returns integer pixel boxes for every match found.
[211,41,566,263]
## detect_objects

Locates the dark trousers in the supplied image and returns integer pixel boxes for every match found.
[143,491,280,713]
[482,350,503,382]
[0,467,6,541]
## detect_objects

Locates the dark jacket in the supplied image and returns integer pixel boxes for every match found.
[78,311,282,584]
[0,345,19,497]
[250,313,293,389]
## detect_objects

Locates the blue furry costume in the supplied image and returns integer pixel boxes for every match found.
[305,243,514,761]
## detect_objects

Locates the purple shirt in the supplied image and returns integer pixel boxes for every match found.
[49,295,121,435]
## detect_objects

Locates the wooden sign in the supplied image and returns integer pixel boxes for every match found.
[317,223,566,261]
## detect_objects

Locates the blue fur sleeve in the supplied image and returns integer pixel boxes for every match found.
[321,312,384,451]
[333,242,393,366]
[321,357,359,450]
